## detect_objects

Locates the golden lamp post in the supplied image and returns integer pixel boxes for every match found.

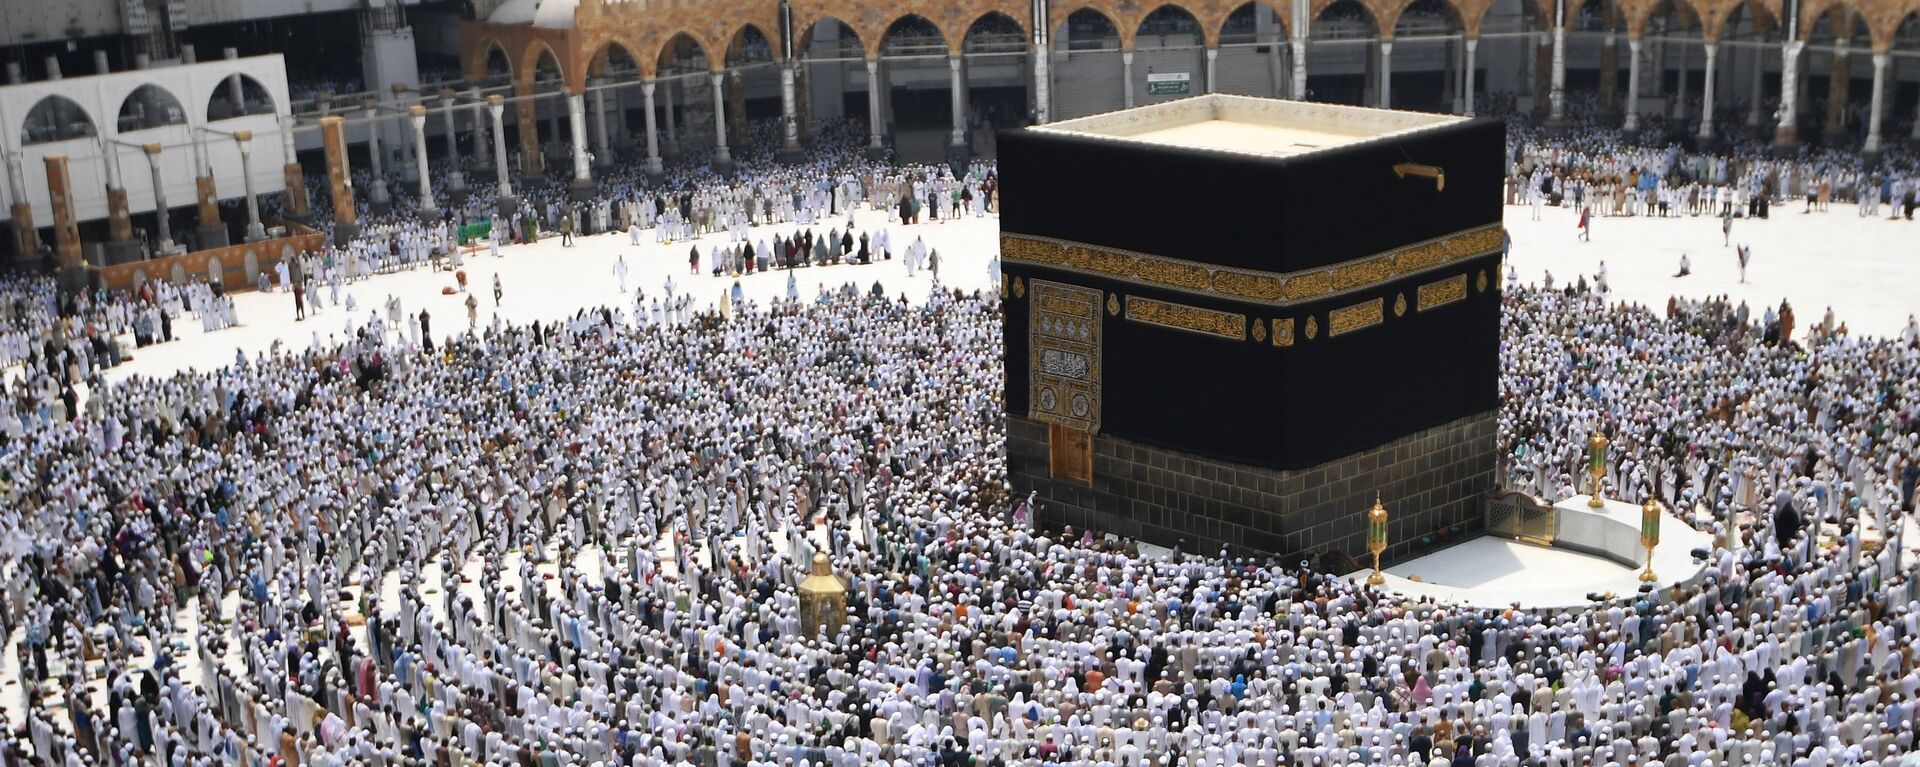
[1639,498,1663,582]
[1587,429,1611,509]
[1367,494,1389,586]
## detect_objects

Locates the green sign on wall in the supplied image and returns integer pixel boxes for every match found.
[1146,72,1191,96]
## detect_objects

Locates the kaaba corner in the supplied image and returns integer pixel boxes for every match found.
[998,94,1505,567]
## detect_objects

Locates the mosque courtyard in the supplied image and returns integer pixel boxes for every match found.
[97,197,1920,389]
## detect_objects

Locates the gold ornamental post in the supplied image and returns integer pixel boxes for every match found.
[1639,498,1663,582]
[1587,429,1611,508]
[797,553,848,638]
[1367,494,1389,586]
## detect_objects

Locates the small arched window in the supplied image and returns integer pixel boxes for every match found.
[21,96,96,145]
[119,85,188,132]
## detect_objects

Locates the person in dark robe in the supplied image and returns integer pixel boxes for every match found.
[1773,492,1801,552]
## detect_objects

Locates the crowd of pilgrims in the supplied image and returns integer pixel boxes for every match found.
[8,110,1920,767]
[253,118,993,324]
[1506,99,1920,221]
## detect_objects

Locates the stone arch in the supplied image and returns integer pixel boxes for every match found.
[208,74,276,121]
[1803,1,1868,43]
[725,22,777,65]
[1858,0,1912,50]
[132,268,149,292]
[962,11,1027,54]
[1213,1,1292,42]
[1627,0,1701,39]
[244,248,261,284]
[170,262,187,285]
[1390,0,1469,38]
[117,84,188,133]
[207,254,224,283]
[1452,0,1499,35]
[467,36,512,80]
[517,39,568,87]
[1128,3,1206,48]
[1695,0,1752,39]
[588,39,646,77]
[20,95,97,145]
[1315,0,1382,37]
[798,15,866,60]
[657,31,718,75]
[1882,6,1920,50]
[1055,5,1124,50]
[656,29,721,72]
[879,14,952,57]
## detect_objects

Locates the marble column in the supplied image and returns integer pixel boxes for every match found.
[513,82,542,177]
[1624,37,1642,132]
[1549,1,1567,125]
[280,115,309,222]
[144,144,175,250]
[192,129,227,248]
[662,77,679,155]
[1865,52,1888,151]
[365,104,391,211]
[1123,51,1136,108]
[1911,64,1920,140]
[1826,41,1851,137]
[1599,33,1619,115]
[1697,43,1718,139]
[1034,42,1052,122]
[866,60,886,156]
[5,152,35,257]
[442,91,467,200]
[1291,36,1307,99]
[236,130,266,241]
[592,81,613,170]
[1776,40,1803,146]
[1379,42,1393,108]
[779,62,802,159]
[100,138,134,258]
[1749,46,1766,128]
[1465,37,1478,115]
[949,55,967,150]
[710,73,733,168]
[642,79,663,175]
[487,97,515,214]
[567,91,595,196]
[41,156,80,271]
[411,106,438,218]
[317,117,357,245]
[468,88,490,173]
[1205,47,1219,94]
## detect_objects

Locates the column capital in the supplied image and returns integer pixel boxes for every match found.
[1206,47,1218,59]
[1875,52,1891,68]
[1381,41,1393,54]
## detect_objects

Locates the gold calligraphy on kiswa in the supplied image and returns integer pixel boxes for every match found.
[999,225,1503,308]
[1124,296,1247,341]
[1417,274,1468,312]
[1329,298,1384,337]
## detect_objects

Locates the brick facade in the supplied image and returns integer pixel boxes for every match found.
[1008,409,1496,565]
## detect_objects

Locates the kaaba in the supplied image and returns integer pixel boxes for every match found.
[999,95,1504,566]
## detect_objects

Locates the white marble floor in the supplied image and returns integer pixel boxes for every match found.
[1503,201,1919,338]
